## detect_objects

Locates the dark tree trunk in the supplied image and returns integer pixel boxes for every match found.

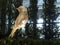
[1,8,6,35]
[28,0,38,38]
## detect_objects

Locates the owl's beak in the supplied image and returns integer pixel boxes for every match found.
[16,8,18,10]
[16,8,20,12]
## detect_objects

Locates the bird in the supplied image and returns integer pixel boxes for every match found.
[9,6,28,38]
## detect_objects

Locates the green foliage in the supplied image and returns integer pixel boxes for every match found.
[43,0,58,39]
[27,0,38,38]
[29,0,38,20]
[0,0,7,8]
[0,37,60,45]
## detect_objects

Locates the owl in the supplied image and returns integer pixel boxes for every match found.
[9,6,28,38]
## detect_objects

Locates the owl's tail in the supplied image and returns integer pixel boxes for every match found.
[9,29,17,38]
[9,25,21,38]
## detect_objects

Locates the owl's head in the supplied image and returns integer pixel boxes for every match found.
[16,6,27,13]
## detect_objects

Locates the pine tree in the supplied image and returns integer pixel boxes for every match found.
[28,0,38,38]
[43,0,58,39]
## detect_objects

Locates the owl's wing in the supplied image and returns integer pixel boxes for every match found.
[13,14,24,29]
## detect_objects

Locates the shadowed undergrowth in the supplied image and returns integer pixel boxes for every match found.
[0,37,60,45]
